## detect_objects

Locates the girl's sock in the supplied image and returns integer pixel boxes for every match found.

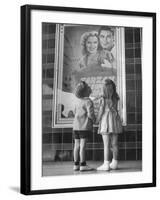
[104,160,110,165]
[97,160,110,171]
[110,159,118,169]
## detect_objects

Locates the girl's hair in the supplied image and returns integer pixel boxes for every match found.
[80,31,99,55]
[74,81,90,98]
[103,79,119,101]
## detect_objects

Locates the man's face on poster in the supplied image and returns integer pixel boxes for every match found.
[99,30,114,51]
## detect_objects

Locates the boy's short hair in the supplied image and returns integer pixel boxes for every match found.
[74,81,88,98]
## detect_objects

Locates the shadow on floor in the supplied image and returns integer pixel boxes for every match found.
[42,160,142,176]
[9,186,20,193]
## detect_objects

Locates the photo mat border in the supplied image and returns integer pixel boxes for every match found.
[20,4,156,195]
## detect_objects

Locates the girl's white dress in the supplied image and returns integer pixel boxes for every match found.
[98,98,122,134]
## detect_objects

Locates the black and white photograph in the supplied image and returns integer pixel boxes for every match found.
[20,4,156,195]
[42,22,138,177]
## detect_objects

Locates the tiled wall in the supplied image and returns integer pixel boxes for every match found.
[42,23,142,162]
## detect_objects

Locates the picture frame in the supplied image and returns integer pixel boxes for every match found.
[21,4,156,195]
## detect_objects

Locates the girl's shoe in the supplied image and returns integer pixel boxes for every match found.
[109,159,118,170]
[97,162,110,171]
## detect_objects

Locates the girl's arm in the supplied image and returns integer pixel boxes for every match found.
[96,98,104,123]
[73,106,76,116]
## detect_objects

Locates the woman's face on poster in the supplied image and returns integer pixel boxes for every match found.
[86,36,98,54]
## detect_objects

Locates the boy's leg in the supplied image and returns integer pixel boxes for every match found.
[79,138,93,171]
[73,139,80,170]
[79,138,86,164]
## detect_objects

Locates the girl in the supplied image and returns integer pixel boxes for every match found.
[96,79,122,171]
[73,81,95,171]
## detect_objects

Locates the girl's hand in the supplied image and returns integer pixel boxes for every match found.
[92,95,103,101]
[90,96,99,101]
[95,118,99,124]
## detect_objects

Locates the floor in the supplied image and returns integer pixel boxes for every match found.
[42,160,142,176]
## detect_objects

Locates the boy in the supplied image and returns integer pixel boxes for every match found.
[73,81,95,171]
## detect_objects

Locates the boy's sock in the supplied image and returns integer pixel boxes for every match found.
[74,161,79,166]
[73,161,80,171]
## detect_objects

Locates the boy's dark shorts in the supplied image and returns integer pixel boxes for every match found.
[73,130,91,139]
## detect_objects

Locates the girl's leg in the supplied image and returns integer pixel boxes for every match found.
[111,133,118,160]
[102,134,110,161]
[97,134,110,171]
[110,133,118,169]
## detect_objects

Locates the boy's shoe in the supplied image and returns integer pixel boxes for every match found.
[80,165,93,171]
[109,159,118,170]
[97,162,110,171]
[73,165,80,171]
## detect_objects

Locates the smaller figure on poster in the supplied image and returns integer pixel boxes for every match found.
[67,110,75,118]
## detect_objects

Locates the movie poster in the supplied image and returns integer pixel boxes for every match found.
[52,24,126,127]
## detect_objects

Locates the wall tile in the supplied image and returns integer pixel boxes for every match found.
[126,149,136,160]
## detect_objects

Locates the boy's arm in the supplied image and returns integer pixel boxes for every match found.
[86,99,96,123]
